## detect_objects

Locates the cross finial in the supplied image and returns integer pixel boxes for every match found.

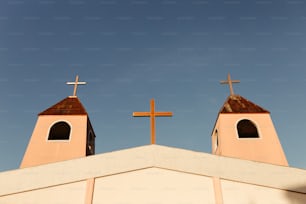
[220,73,240,96]
[133,99,173,144]
[66,75,87,97]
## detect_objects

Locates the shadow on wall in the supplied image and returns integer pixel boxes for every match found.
[285,185,306,203]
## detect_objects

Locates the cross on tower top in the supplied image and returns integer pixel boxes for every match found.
[66,75,87,97]
[133,99,173,144]
[220,73,240,96]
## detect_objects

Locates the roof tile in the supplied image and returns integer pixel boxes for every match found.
[220,95,269,113]
[39,97,87,115]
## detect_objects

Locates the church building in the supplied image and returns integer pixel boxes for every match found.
[0,74,305,204]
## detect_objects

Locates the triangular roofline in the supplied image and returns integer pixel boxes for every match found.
[1,145,306,196]
[219,94,269,113]
[39,96,88,115]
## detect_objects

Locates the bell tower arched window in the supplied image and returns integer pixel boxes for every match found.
[237,119,259,138]
[86,131,95,156]
[48,121,71,140]
[213,129,219,153]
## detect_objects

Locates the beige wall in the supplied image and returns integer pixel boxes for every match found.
[93,168,215,204]
[1,168,305,204]
[1,145,305,204]
[0,181,87,204]
[221,179,306,204]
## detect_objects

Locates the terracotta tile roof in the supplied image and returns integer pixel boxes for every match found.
[39,97,87,115]
[220,95,269,113]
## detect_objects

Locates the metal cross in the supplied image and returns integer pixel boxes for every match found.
[133,99,173,144]
[66,75,87,97]
[220,73,240,96]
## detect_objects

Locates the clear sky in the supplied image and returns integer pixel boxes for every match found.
[0,0,306,171]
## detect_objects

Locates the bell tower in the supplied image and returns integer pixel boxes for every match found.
[20,76,96,168]
[212,74,288,166]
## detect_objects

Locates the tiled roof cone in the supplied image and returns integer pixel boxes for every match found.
[220,95,269,113]
[39,97,88,115]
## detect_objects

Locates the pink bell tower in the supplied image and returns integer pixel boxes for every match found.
[211,74,288,166]
[20,76,96,168]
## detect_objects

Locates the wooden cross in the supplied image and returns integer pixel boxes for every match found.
[220,73,240,96]
[133,99,173,144]
[66,75,87,97]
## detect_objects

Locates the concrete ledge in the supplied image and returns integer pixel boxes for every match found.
[0,145,306,196]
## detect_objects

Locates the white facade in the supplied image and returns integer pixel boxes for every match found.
[0,145,305,204]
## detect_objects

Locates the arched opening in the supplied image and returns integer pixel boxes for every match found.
[48,121,71,140]
[86,131,95,156]
[237,119,259,138]
[213,129,219,153]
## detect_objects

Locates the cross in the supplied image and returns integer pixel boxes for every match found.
[133,99,173,144]
[220,73,240,96]
[66,75,87,97]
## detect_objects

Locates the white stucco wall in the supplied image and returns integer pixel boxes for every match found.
[1,145,306,204]
[221,179,306,204]
[93,167,215,204]
[0,181,87,204]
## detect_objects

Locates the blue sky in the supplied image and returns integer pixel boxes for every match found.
[0,0,306,171]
